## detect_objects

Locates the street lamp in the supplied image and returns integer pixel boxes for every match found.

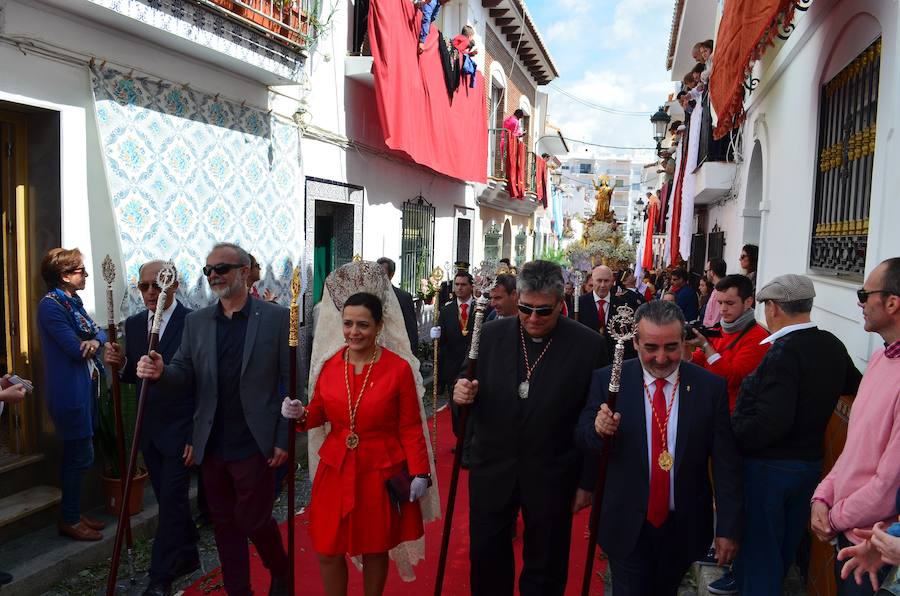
[650,105,671,155]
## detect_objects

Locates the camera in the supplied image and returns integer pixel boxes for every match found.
[683,322,722,340]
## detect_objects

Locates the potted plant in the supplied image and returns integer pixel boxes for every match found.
[96,380,148,516]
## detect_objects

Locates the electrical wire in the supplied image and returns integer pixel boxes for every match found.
[549,84,655,117]
[562,136,656,151]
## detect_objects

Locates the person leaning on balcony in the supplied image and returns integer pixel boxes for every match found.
[415,0,451,55]
[36,247,109,541]
[812,258,900,596]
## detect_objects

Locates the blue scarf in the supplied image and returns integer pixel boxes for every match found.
[45,288,105,375]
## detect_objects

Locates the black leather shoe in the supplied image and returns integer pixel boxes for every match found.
[269,574,289,596]
[0,571,13,586]
[143,581,172,596]
[171,557,201,579]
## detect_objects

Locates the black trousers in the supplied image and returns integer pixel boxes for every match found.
[608,518,693,596]
[143,443,200,583]
[469,478,574,596]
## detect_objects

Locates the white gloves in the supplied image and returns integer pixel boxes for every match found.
[281,397,305,420]
[430,326,441,340]
[410,476,430,502]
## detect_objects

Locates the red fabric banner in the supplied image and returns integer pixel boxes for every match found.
[506,138,527,199]
[535,157,547,206]
[669,151,687,267]
[710,0,795,139]
[642,201,659,270]
[368,0,489,182]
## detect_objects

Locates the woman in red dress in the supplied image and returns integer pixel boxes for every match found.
[283,292,432,596]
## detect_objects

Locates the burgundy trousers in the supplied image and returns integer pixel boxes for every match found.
[202,452,288,595]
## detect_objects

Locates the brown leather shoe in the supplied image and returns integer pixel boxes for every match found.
[80,515,106,531]
[58,521,102,541]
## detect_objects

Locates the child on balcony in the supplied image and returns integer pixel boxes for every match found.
[452,25,478,87]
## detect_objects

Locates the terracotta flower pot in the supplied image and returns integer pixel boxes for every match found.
[101,469,149,517]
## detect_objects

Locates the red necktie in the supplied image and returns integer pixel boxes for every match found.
[597,299,606,331]
[647,378,670,527]
[460,303,469,331]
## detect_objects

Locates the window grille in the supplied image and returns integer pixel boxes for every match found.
[401,195,435,295]
[456,218,471,264]
[484,222,501,262]
[514,228,527,265]
[810,38,880,278]
[689,233,707,278]
[707,225,725,261]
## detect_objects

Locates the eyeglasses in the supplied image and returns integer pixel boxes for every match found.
[202,263,244,276]
[137,282,162,293]
[857,289,893,303]
[518,302,556,317]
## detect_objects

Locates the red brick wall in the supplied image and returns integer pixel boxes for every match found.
[483,25,537,144]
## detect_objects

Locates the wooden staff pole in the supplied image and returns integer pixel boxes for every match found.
[573,271,582,322]
[287,267,301,596]
[101,256,133,551]
[433,293,489,596]
[430,322,441,458]
[106,263,176,596]
[580,309,632,596]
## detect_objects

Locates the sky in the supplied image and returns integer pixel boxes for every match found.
[526,0,678,164]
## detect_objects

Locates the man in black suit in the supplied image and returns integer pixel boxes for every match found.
[576,300,742,595]
[563,280,575,318]
[439,271,475,439]
[578,265,637,360]
[617,269,646,312]
[104,261,199,596]
[453,261,609,595]
[376,257,418,352]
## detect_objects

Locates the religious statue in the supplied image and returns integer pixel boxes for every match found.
[592,175,615,222]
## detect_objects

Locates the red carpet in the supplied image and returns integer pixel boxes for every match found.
[183,408,606,595]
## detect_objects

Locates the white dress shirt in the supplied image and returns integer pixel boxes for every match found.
[147,299,177,339]
[592,290,611,322]
[641,366,680,511]
[759,321,817,345]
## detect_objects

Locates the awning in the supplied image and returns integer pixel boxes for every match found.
[709,0,796,139]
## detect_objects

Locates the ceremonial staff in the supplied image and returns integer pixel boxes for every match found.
[580,305,635,596]
[573,270,583,322]
[101,256,135,585]
[287,267,301,596]
[429,324,441,458]
[106,263,176,596]
[434,275,492,596]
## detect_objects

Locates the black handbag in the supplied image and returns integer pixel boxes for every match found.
[385,469,432,506]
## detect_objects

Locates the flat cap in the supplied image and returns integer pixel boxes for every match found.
[756,274,816,302]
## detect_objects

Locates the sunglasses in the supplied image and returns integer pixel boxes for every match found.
[857,289,893,303]
[518,302,556,317]
[137,282,162,292]
[202,263,244,276]
[67,267,87,275]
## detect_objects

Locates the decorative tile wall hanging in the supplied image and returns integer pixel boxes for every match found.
[91,65,303,314]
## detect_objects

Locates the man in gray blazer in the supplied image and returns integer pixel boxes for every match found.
[138,242,290,596]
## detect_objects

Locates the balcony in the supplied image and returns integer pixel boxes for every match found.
[202,0,314,50]
[476,128,540,216]
[693,90,738,204]
[54,0,310,83]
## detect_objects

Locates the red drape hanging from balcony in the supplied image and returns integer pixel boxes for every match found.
[505,138,526,199]
[368,0,489,182]
[709,0,795,139]
[535,157,547,207]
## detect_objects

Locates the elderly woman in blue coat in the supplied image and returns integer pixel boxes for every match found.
[37,248,108,541]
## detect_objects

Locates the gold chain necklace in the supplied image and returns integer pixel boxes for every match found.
[517,323,553,399]
[643,373,679,471]
[343,346,378,449]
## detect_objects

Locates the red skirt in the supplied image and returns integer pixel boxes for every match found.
[309,459,425,556]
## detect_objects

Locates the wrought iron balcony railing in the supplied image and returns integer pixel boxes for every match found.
[200,0,315,51]
[488,128,510,181]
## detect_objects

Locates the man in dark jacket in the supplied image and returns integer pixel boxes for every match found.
[726,274,862,595]
[104,261,199,596]
[377,257,418,352]
[454,261,608,595]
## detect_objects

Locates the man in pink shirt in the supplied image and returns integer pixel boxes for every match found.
[702,258,726,327]
[812,257,900,595]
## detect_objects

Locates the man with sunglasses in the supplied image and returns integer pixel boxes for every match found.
[104,261,199,596]
[725,274,861,596]
[137,243,291,596]
[453,260,608,595]
[812,257,900,596]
